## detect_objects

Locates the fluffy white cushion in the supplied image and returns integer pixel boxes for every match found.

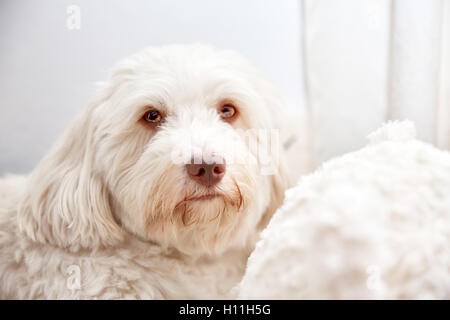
[238,121,450,299]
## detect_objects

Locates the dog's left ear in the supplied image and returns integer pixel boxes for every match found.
[258,160,290,230]
[17,97,125,251]
[256,86,293,230]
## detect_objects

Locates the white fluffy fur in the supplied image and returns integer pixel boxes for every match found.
[0,44,289,299]
[238,121,450,299]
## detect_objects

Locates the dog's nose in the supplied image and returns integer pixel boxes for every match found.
[185,158,226,187]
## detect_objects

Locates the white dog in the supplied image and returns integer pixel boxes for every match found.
[0,44,289,299]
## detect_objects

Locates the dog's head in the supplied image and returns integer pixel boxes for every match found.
[18,44,289,255]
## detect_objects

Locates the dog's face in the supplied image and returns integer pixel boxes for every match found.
[18,45,289,255]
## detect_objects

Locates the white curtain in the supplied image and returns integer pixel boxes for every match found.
[302,0,450,166]
[437,0,450,149]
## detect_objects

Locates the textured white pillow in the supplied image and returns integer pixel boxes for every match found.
[239,121,450,299]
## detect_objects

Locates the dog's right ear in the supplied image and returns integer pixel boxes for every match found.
[17,94,125,251]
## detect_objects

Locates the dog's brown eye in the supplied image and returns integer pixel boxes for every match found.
[218,104,237,120]
[143,109,162,124]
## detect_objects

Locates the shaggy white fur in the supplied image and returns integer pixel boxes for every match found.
[0,44,290,299]
[238,121,450,299]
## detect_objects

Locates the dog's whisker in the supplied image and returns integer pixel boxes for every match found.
[208,207,222,223]
[231,177,244,210]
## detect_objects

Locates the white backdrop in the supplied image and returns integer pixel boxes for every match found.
[304,0,450,165]
[0,0,306,174]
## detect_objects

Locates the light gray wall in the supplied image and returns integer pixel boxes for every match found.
[0,0,306,174]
